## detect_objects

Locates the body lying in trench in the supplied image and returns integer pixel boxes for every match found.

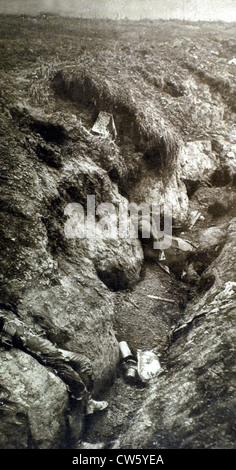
[0,313,108,416]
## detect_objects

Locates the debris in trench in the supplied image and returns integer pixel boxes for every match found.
[119,341,138,384]
[147,295,175,304]
[189,210,203,229]
[85,398,109,415]
[156,235,194,279]
[91,111,117,140]
[181,262,201,285]
[159,250,166,261]
[171,236,195,251]
[157,262,171,275]
[119,342,163,384]
[137,350,163,383]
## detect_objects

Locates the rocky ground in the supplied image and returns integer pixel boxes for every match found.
[0,15,236,449]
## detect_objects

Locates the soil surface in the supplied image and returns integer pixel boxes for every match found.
[0,15,235,449]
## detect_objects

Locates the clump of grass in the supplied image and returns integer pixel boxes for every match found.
[52,66,180,172]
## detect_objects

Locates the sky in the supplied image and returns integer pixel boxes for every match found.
[0,0,235,22]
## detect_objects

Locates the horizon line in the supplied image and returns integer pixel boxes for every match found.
[0,11,235,24]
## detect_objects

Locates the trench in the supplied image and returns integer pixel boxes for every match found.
[70,205,228,447]
[48,70,233,448]
[78,229,226,448]
[5,66,234,449]
[79,263,191,447]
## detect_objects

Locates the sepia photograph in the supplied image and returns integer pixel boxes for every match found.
[0,0,235,463]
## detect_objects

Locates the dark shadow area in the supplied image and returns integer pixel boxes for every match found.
[184,179,201,198]
[35,143,62,169]
[163,79,184,98]
[207,201,228,217]
[143,146,163,172]
[96,267,132,291]
[197,273,216,294]
[210,168,231,187]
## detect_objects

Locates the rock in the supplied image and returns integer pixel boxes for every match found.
[127,169,189,226]
[0,348,68,449]
[127,141,219,228]
[178,140,218,182]
[197,226,226,251]
[211,139,236,186]
[211,137,228,155]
